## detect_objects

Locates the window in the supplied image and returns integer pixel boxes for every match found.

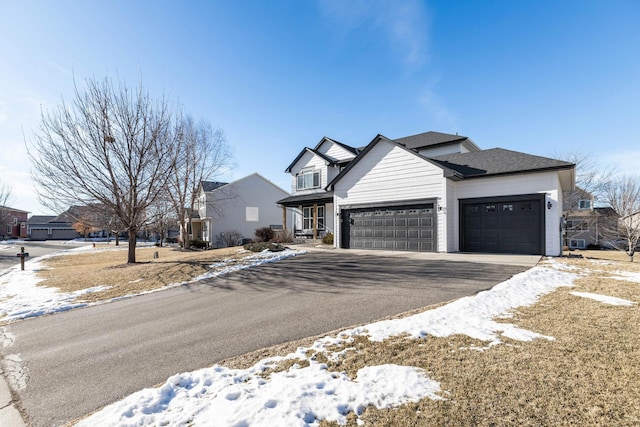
[296,169,320,190]
[502,204,514,212]
[569,239,586,249]
[12,217,18,225]
[578,200,592,210]
[246,207,259,222]
[302,206,324,230]
[6,225,12,234]
[485,205,496,212]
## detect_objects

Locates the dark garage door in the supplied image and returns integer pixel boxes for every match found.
[461,195,544,255]
[342,203,436,252]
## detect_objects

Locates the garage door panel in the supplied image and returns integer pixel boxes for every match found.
[462,197,542,255]
[343,203,436,252]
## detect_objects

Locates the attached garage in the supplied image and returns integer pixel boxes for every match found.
[460,194,545,255]
[341,202,437,251]
[29,228,50,240]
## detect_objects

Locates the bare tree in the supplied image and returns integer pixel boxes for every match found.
[553,151,611,208]
[600,174,640,262]
[0,179,12,238]
[166,115,231,249]
[29,77,176,263]
[146,196,177,247]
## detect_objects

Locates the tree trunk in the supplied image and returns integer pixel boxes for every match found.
[182,218,191,250]
[128,231,137,263]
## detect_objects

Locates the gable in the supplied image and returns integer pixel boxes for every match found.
[333,138,447,205]
[314,137,358,162]
[285,147,337,173]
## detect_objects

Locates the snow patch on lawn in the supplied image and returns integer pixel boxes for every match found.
[79,362,440,427]
[570,291,635,306]
[607,271,640,284]
[348,261,576,345]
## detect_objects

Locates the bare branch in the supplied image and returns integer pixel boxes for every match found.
[28,76,178,263]
[599,174,640,261]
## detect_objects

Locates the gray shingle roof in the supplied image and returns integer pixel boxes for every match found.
[394,131,479,151]
[27,215,56,224]
[430,148,574,178]
[201,181,228,192]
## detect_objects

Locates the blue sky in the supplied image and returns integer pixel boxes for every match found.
[1,0,639,214]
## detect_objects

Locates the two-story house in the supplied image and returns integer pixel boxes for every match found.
[0,206,29,240]
[188,173,289,247]
[562,187,598,249]
[277,137,359,239]
[278,131,575,256]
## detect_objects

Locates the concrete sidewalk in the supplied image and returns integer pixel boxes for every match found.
[0,366,25,427]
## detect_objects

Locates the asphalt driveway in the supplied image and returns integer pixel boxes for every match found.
[1,249,535,426]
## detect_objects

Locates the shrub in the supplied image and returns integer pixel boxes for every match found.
[190,239,209,249]
[322,232,334,245]
[273,229,293,244]
[219,231,243,247]
[243,242,286,252]
[254,227,274,242]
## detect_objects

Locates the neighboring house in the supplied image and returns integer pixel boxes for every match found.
[0,206,29,239]
[27,212,81,240]
[188,173,289,247]
[278,131,575,256]
[562,187,616,249]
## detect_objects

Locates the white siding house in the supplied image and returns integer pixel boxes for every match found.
[280,131,575,256]
[190,173,289,247]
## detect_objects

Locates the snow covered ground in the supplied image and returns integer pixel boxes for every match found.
[1,248,636,426]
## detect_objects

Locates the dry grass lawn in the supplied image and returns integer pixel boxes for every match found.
[37,244,249,302]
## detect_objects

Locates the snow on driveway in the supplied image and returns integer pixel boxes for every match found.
[75,260,590,426]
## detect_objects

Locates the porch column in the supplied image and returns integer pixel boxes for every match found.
[313,203,318,240]
[282,206,287,232]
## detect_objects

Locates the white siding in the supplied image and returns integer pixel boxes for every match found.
[207,174,289,246]
[289,151,328,194]
[320,143,356,162]
[449,171,563,256]
[334,140,448,251]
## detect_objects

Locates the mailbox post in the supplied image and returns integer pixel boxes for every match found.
[16,246,30,271]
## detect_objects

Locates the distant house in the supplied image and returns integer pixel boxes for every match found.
[562,187,618,249]
[27,213,80,240]
[188,173,289,247]
[0,206,29,239]
[278,131,575,256]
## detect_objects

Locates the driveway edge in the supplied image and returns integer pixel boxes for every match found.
[0,369,25,427]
